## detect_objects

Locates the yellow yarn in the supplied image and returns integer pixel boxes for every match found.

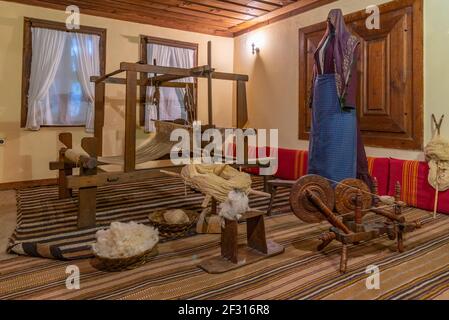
[180,164,252,203]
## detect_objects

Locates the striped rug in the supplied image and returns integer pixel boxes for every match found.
[7,176,290,260]
[2,177,449,300]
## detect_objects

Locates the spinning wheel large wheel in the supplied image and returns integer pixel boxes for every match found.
[289,175,335,223]
[335,178,372,216]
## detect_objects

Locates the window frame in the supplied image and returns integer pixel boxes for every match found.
[138,35,199,126]
[21,17,107,128]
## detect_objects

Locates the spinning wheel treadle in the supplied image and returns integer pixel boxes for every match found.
[289,175,335,223]
[335,178,372,216]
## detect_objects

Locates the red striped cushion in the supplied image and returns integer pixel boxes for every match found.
[367,157,389,195]
[274,148,308,180]
[388,158,449,214]
[243,147,308,179]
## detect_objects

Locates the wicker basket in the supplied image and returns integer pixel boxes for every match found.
[93,245,158,272]
[148,209,198,239]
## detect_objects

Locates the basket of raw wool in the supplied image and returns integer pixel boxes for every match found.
[148,209,198,239]
[92,221,159,272]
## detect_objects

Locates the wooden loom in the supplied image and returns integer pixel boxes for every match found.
[49,41,253,229]
[289,175,422,273]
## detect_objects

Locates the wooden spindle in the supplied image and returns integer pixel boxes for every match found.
[395,181,402,215]
[372,177,380,207]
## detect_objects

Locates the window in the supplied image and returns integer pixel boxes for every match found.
[21,18,106,131]
[139,36,198,131]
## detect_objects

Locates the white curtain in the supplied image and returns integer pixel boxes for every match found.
[26,28,100,131]
[73,33,100,133]
[145,44,194,132]
[26,28,67,130]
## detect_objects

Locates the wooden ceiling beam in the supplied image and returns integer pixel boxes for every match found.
[5,0,336,38]
[149,0,255,21]
[219,0,281,12]
[74,0,235,29]
[187,0,269,17]
[143,0,246,25]
[231,0,338,35]
[107,0,236,28]
[6,0,234,36]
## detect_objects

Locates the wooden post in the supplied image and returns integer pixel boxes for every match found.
[77,137,98,229]
[207,41,213,125]
[373,177,379,207]
[236,80,248,128]
[58,149,72,199]
[58,133,73,199]
[124,71,137,172]
[94,82,105,156]
[395,181,402,216]
[221,219,238,264]
[247,215,268,254]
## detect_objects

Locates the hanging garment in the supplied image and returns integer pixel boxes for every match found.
[307,9,372,186]
[308,74,357,182]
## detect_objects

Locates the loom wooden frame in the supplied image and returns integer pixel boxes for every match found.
[52,41,250,228]
[91,42,248,171]
[138,35,199,126]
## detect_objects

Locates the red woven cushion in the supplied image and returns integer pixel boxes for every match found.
[242,147,308,180]
[367,157,390,195]
[274,148,308,180]
[388,158,449,214]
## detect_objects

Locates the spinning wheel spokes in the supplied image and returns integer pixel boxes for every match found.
[289,175,335,223]
[335,178,372,216]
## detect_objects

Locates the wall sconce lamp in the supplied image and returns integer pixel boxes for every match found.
[251,43,260,55]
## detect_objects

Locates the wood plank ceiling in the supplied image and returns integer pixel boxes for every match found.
[6,0,336,37]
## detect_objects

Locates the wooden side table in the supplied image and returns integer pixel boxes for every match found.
[199,210,284,273]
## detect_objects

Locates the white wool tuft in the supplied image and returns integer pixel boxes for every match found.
[92,221,159,259]
[219,190,250,222]
[163,209,190,224]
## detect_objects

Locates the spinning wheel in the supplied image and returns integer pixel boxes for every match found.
[288,174,421,273]
[289,175,335,223]
[335,178,372,216]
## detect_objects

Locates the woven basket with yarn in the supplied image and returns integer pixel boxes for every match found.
[93,245,158,272]
[148,209,198,239]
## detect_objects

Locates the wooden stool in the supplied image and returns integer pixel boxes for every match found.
[199,210,284,273]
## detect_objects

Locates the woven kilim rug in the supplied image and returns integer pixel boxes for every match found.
[2,176,449,300]
[7,176,290,260]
